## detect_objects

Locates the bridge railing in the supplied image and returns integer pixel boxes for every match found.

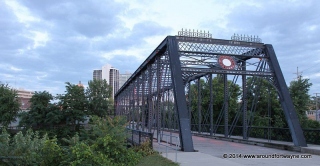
[158,133,180,162]
[126,128,153,148]
[190,124,320,144]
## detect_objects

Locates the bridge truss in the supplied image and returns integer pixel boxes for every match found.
[115,31,307,152]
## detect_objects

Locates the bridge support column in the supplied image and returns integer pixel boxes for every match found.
[266,44,307,147]
[224,74,229,138]
[147,65,153,132]
[188,82,192,129]
[167,37,194,152]
[242,61,248,140]
[209,74,213,136]
[156,56,161,142]
[197,78,202,133]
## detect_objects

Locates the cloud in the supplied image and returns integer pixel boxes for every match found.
[225,1,320,48]
[1,0,127,93]
[0,64,22,71]
[220,0,320,92]
[1,0,320,97]
[4,0,40,26]
[18,0,125,38]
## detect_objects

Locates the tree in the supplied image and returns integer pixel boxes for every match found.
[0,83,20,127]
[288,76,319,128]
[246,77,284,128]
[0,116,147,166]
[58,82,87,126]
[65,116,142,166]
[188,76,241,131]
[86,79,113,117]
[308,96,318,110]
[288,77,312,122]
[19,91,62,128]
[0,130,63,166]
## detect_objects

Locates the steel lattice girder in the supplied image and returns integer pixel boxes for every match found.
[115,36,307,152]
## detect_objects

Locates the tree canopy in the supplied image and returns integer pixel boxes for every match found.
[86,79,113,117]
[188,76,241,129]
[18,81,114,139]
[58,82,87,125]
[289,77,312,120]
[246,77,285,128]
[0,83,20,127]
[19,91,61,128]
[288,77,320,128]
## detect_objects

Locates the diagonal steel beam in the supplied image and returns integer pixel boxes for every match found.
[167,36,194,152]
[265,44,307,147]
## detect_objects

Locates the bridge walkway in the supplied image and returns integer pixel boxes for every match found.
[153,132,320,166]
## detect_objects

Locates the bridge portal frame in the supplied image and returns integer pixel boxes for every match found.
[115,35,307,152]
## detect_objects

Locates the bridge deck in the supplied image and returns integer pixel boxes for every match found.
[153,133,320,166]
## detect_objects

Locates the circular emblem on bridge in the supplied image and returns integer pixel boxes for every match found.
[218,56,235,70]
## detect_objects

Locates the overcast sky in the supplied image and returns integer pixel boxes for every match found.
[1,0,320,96]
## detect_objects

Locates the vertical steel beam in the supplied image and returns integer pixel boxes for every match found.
[268,83,271,142]
[129,85,133,129]
[136,77,141,130]
[188,82,192,129]
[265,44,307,147]
[167,36,194,152]
[148,65,153,132]
[118,96,121,115]
[141,73,146,131]
[114,96,118,116]
[168,90,172,130]
[224,74,229,138]
[123,95,126,116]
[197,78,201,133]
[163,90,167,129]
[133,82,137,129]
[156,56,161,141]
[133,84,136,129]
[242,61,248,140]
[209,74,213,136]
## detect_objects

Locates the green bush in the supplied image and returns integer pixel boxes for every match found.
[133,140,155,157]
[65,116,143,166]
[0,116,152,166]
[40,138,64,166]
[0,129,64,166]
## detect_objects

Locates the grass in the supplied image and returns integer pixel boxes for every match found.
[136,153,179,166]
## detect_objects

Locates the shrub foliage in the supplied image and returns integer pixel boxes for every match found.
[0,116,153,166]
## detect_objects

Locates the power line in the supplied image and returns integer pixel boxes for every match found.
[301,63,319,73]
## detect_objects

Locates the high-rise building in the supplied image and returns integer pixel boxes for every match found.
[93,70,102,80]
[109,68,119,97]
[119,72,132,88]
[93,64,119,98]
[102,64,111,81]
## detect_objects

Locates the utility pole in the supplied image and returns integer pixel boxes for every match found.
[314,93,320,121]
[293,67,303,80]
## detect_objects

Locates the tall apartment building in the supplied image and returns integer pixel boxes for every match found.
[93,70,102,80]
[119,72,132,88]
[109,68,119,97]
[93,64,119,98]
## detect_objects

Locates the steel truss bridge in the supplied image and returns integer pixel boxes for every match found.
[115,31,307,152]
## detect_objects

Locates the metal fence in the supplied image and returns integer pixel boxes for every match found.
[157,133,180,162]
[126,128,153,148]
[190,124,320,145]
